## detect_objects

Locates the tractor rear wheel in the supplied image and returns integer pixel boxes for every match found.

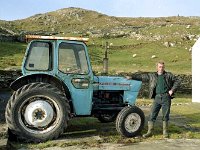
[116,106,145,137]
[5,82,70,142]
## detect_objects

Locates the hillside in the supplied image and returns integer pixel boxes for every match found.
[0,7,124,36]
[0,7,199,74]
[1,7,200,38]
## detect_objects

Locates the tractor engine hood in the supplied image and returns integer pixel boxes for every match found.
[94,76,142,92]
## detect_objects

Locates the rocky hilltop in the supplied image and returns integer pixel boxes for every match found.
[0,7,200,42]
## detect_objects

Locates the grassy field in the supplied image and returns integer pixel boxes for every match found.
[13,97,200,149]
[89,39,192,74]
[0,42,26,69]
[0,37,192,74]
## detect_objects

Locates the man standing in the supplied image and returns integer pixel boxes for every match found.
[128,61,180,138]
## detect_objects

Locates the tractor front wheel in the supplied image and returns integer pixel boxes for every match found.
[116,106,145,137]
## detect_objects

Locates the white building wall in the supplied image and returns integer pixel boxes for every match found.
[192,38,200,103]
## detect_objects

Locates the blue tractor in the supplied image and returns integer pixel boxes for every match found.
[5,35,145,142]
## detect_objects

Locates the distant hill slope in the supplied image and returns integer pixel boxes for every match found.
[0,7,200,37]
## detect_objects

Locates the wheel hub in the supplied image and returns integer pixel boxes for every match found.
[24,100,54,128]
[33,108,45,120]
[125,113,141,133]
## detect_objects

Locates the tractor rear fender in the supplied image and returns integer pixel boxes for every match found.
[10,73,73,112]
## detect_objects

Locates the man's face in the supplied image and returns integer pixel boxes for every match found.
[157,63,165,74]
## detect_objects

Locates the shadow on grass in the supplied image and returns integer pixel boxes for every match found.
[60,117,118,139]
[142,111,200,138]
[178,113,200,132]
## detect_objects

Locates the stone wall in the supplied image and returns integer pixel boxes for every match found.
[111,72,192,98]
[138,74,192,98]
[0,70,22,89]
[0,70,192,97]
[0,34,18,42]
[0,32,58,42]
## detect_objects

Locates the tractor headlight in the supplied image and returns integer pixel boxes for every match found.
[72,78,89,89]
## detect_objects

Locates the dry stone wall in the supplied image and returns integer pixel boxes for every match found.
[0,71,192,98]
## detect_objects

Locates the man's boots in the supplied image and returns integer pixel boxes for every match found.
[143,121,154,138]
[163,121,169,138]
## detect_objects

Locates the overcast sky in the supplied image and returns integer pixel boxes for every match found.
[0,0,199,21]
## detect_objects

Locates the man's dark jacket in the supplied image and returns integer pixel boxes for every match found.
[132,71,180,99]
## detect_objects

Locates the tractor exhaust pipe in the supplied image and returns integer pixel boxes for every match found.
[103,41,108,74]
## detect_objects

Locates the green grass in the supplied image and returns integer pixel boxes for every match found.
[108,43,191,74]
[171,103,200,128]
[136,97,192,106]
[88,36,192,74]
[0,42,26,69]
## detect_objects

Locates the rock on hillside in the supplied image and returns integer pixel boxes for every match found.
[0,26,18,42]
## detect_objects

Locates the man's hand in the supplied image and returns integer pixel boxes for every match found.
[168,90,173,96]
[126,76,132,80]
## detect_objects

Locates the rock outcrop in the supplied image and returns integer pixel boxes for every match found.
[0,70,22,89]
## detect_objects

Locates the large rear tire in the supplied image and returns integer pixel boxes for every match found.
[5,82,70,142]
[116,106,145,137]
